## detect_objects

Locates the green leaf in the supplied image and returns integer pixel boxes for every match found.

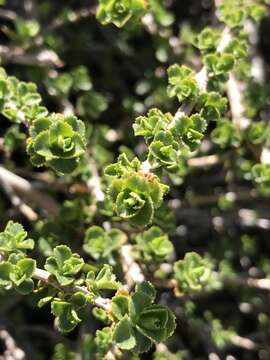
[128,195,154,226]
[95,327,113,356]
[167,64,199,102]
[211,119,242,148]
[0,262,13,288]
[70,292,87,308]
[96,0,146,27]
[9,258,36,286]
[107,171,167,226]
[49,158,78,174]
[14,278,34,295]
[130,291,153,321]
[3,125,26,154]
[149,131,178,167]
[174,252,212,294]
[149,0,174,27]
[111,295,130,321]
[71,66,92,92]
[87,265,121,291]
[105,154,140,178]
[33,130,54,158]
[136,305,176,342]
[135,227,174,262]
[247,122,267,144]
[219,0,246,27]
[51,300,82,333]
[28,114,86,173]
[204,53,235,81]
[195,27,221,51]
[16,258,36,278]
[52,343,76,360]
[46,73,73,96]
[83,226,126,260]
[113,315,136,350]
[45,246,84,286]
[133,108,172,138]
[136,282,156,302]
[0,221,34,253]
[198,92,227,121]
[76,92,108,119]
[252,164,270,194]
[133,328,153,354]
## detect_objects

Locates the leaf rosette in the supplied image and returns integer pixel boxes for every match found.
[195,27,221,51]
[45,245,84,286]
[112,282,175,353]
[51,292,86,333]
[107,172,169,226]
[83,226,127,261]
[86,264,121,292]
[174,252,212,294]
[133,108,172,139]
[27,114,86,173]
[198,92,227,121]
[0,221,34,253]
[167,64,199,103]
[135,226,174,262]
[211,119,241,148]
[251,164,270,195]
[149,131,179,171]
[0,256,36,295]
[0,68,47,124]
[204,53,235,83]
[97,0,146,28]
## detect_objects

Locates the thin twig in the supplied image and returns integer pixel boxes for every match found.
[231,335,259,350]
[0,329,25,360]
[187,154,222,168]
[104,345,120,360]
[1,176,38,221]
[32,267,111,311]
[120,244,145,290]
[87,159,105,202]
[45,6,97,32]
[0,8,17,21]
[0,166,60,216]
[220,274,270,294]
[0,45,64,68]
[227,73,251,130]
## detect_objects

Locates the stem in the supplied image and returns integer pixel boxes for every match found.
[44,6,97,32]
[0,46,63,68]
[0,329,25,360]
[0,253,111,311]
[140,25,233,175]
[187,154,222,168]
[32,267,111,311]
[87,158,105,202]
[120,245,145,290]
[231,335,258,351]
[0,8,17,21]
[227,72,251,130]
[0,166,60,217]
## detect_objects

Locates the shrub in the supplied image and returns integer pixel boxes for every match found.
[0,0,269,358]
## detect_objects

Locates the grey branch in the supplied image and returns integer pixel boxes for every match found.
[0,166,60,217]
[0,46,64,68]
[32,267,111,311]
[227,73,251,130]
[120,244,145,290]
[0,329,25,360]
